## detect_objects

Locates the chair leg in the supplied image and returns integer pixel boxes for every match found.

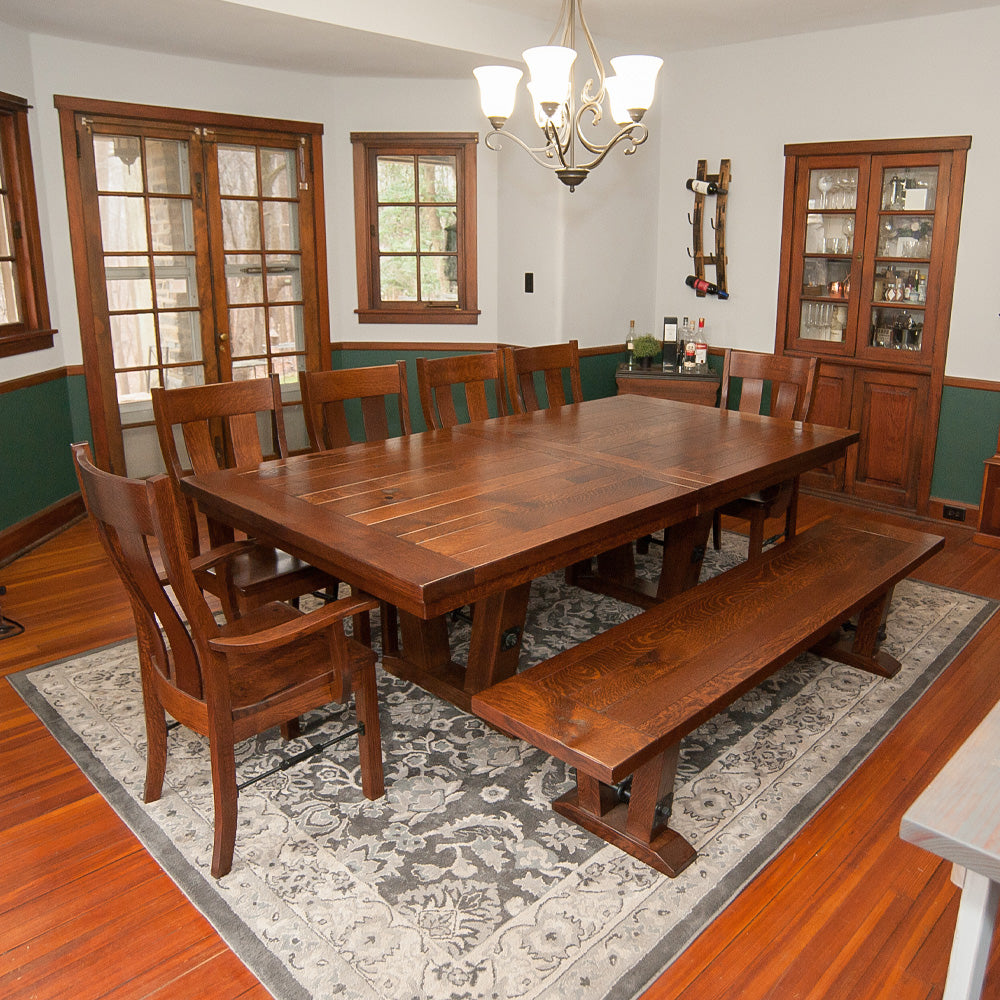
[784,477,801,542]
[712,511,723,551]
[353,662,385,801]
[280,718,301,740]
[143,699,168,803]
[380,601,399,658]
[209,730,239,878]
[747,511,767,560]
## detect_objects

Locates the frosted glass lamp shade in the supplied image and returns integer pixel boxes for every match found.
[527,81,568,126]
[522,45,576,106]
[473,65,523,125]
[604,77,634,125]
[609,55,663,117]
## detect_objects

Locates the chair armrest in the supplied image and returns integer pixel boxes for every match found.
[208,592,379,655]
[189,539,258,574]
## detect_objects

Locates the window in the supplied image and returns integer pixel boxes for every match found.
[0,92,54,358]
[351,132,478,324]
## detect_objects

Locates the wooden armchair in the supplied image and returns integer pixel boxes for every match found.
[71,442,385,878]
[503,340,583,414]
[299,362,411,451]
[416,350,509,429]
[151,376,333,621]
[713,350,818,559]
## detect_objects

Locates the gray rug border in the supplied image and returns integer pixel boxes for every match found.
[7,580,998,1000]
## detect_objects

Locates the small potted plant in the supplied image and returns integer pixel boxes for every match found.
[632,333,660,369]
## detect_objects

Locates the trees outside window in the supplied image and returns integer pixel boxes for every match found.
[351,132,478,324]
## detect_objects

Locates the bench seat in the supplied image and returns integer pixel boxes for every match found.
[472,518,943,876]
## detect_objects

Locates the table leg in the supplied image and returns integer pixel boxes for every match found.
[464,582,531,695]
[552,745,697,877]
[656,512,714,600]
[943,868,1000,1000]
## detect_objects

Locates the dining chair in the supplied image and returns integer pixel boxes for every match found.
[415,350,509,429]
[71,442,385,878]
[298,363,411,655]
[299,362,411,451]
[503,340,583,414]
[151,376,335,621]
[713,349,819,559]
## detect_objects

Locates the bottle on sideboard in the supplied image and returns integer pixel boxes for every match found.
[678,317,690,370]
[695,318,708,366]
[686,178,720,195]
[626,319,635,366]
[685,274,729,299]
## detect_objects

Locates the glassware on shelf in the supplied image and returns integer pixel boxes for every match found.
[817,173,834,209]
[881,166,939,212]
[877,215,934,258]
[870,307,923,351]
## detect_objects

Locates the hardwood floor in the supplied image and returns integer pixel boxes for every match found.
[1,498,999,999]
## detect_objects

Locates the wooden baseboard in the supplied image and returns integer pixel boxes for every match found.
[0,493,85,566]
[927,497,980,529]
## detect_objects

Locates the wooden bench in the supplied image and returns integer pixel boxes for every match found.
[472,518,943,877]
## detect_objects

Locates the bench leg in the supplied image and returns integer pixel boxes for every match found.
[812,587,901,678]
[553,745,697,878]
[943,868,1000,1000]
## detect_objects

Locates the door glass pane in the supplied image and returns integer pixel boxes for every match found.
[877,216,933,259]
[380,256,417,300]
[262,200,298,251]
[93,135,143,193]
[266,255,301,301]
[222,200,261,250]
[159,311,202,364]
[377,155,415,201]
[268,304,304,352]
[418,156,457,201]
[149,198,194,252]
[110,312,156,370]
[798,302,847,342]
[99,196,148,252]
[802,257,851,299]
[225,253,264,303]
[870,307,923,351]
[261,148,296,197]
[872,264,928,305]
[808,168,858,210]
[217,145,258,196]
[145,139,190,195]
[229,305,266,355]
[881,167,938,211]
[154,255,198,308]
[104,256,153,311]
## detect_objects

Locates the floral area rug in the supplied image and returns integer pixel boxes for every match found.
[10,533,996,1000]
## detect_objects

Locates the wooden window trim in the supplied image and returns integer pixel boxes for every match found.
[0,92,55,357]
[351,131,479,325]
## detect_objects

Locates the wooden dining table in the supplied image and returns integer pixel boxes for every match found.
[182,394,858,711]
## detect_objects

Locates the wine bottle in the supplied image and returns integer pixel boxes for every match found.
[695,318,707,366]
[685,275,730,299]
[686,178,720,195]
[626,319,635,367]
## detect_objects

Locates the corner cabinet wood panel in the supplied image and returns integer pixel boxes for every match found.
[775,136,970,514]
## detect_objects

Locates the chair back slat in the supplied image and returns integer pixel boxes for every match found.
[416,351,508,429]
[719,350,817,422]
[504,341,582,414]
[299,363,410,451]
[71,442,206,699]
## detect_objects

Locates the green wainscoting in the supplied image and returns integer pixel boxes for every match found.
[931,384,1000,505]
[0,373,90,532]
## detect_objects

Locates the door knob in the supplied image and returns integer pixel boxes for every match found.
[218,333,228,343]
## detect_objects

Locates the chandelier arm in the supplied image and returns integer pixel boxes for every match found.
[575,0,606,106]
[551,0,573,46]
[482,128,570,172]
[567,124,651,172]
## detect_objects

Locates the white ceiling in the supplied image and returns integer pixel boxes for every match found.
[1,0,997,78]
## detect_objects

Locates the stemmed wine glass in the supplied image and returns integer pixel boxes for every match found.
[817,174,834,209]
[843,217,855,253]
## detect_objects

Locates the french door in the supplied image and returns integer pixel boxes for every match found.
[57,98,329,476]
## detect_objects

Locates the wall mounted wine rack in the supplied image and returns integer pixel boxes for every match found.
[687,158,730,297]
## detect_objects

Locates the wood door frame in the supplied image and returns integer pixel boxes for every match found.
[55,96,330,475]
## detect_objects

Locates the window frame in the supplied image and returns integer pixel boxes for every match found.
[351,131,479,325]
[0,91,54,358]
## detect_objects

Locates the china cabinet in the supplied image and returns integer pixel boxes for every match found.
[775,136,970,513]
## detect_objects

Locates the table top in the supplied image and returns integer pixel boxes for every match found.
[901,697,1000,882]
[183,395,857,619]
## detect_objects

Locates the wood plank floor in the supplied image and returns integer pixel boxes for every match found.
[1,497,999,999]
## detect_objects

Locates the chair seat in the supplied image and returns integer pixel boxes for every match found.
[199,542,331,605]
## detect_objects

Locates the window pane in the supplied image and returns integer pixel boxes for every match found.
[110,312,157,370]
[145,139,190,195]
[266,255,301,301]
[229,305,266,355]
[93,135,143,193]
[99,196,148,252]
[418,156,457,202]
[105,256,153,311]
[420,207,457,252]
[217,145,258,196]
[225,253,264,304]
[420,255,458,301]
[268,304,304,352]
[378,206,416,251]
[0,190,13,257]
[261,148,296,197]
[377,156,414,202]
[159,311,201,364]
[149,198,194,252]
[379,256,417,301]
[154,254,198,308]
[262,200,299,251]
[221,200,261,251]
[0,259,21,324]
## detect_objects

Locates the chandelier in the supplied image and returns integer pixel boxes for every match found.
[473,0,663,192]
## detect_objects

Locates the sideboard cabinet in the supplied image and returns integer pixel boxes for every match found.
[774,136,970,513]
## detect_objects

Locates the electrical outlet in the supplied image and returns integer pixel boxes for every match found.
[942,505,966,522]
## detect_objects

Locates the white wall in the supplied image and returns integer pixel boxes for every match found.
[653,6,1000,378]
